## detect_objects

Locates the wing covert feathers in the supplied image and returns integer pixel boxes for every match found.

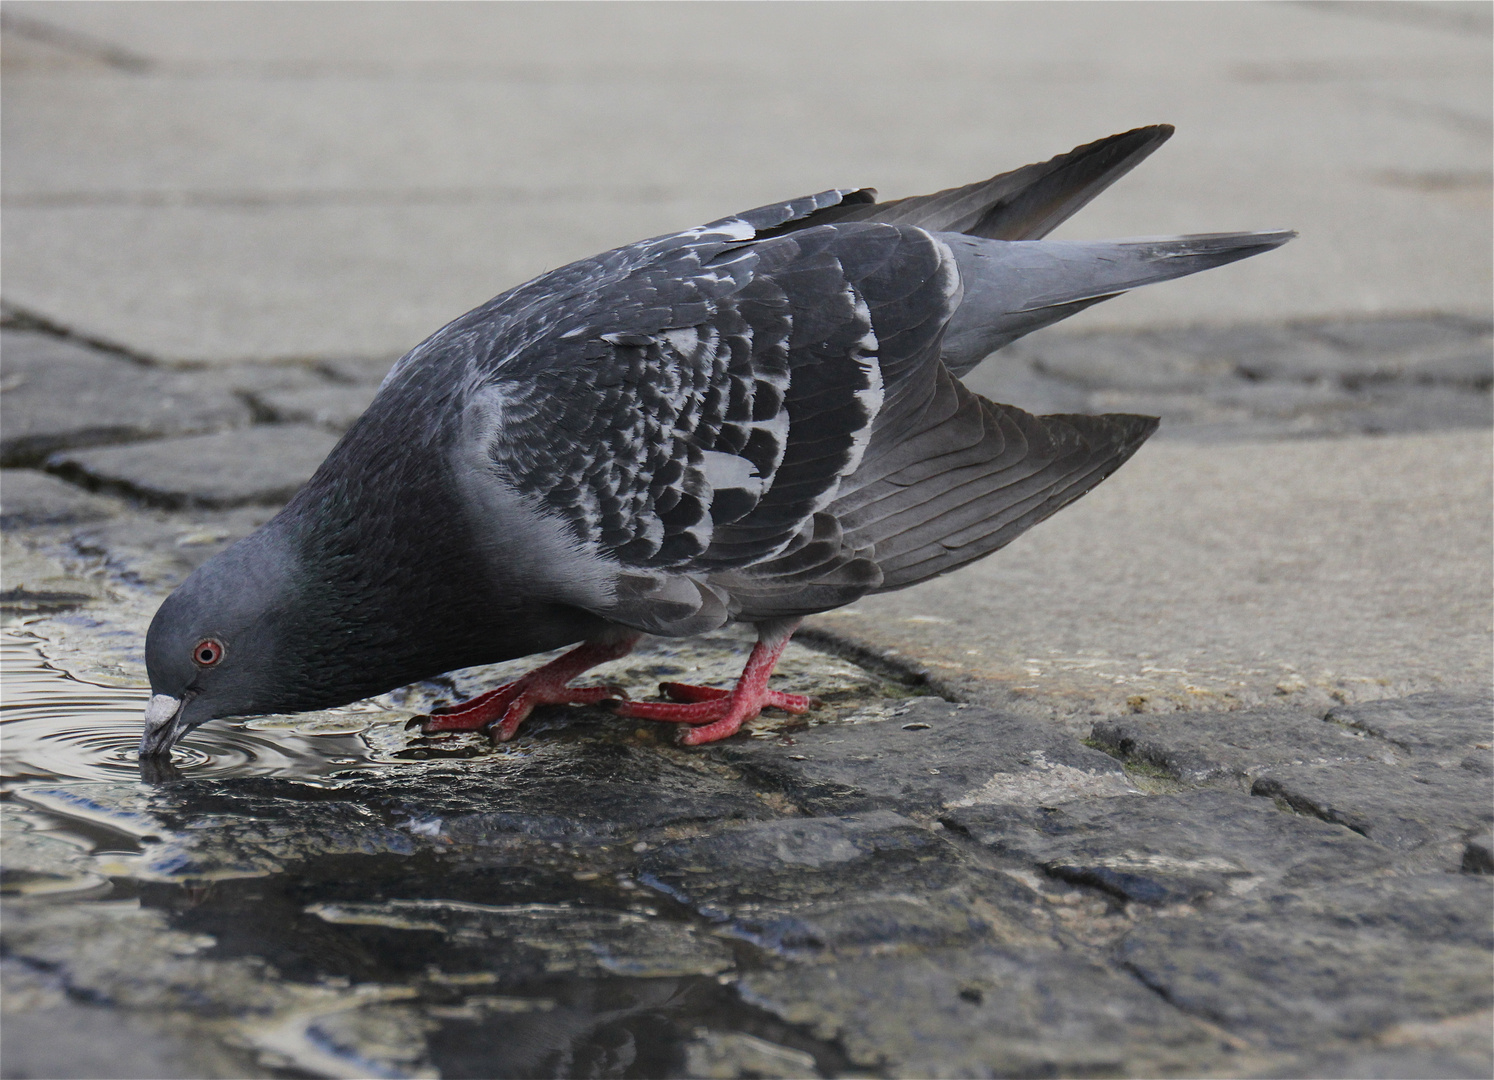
[429,126,1287,632]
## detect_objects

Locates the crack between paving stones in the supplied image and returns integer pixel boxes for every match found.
[0,11,156,72]
[1,302,164,368]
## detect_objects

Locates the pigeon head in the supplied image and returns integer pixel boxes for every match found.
[141,527,298,757]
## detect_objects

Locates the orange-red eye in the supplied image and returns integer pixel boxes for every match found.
[192,639,225,667]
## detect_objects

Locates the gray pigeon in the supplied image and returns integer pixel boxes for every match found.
[141,125,1292,755]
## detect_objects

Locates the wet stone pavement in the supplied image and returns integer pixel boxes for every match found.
[2,315,1492,1079]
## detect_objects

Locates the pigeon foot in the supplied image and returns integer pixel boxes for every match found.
[614,621,808,745]
[413,636,638,743]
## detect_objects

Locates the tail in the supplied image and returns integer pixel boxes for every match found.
[939,229,1296,376]
[797,124,1177,241]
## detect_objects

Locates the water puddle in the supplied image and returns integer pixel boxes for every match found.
[1,627,394,789]
[0,625,854,1077]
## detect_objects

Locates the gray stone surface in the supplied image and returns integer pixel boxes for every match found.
[0,468,119,530]
[737,945,1237,1078]
[247,383,378,432]
[1118,874,1493,1050]
[0,329,251,465]
[3,4,1489,362]
[811,429,1493,726]
[47,425,339,508]
[947,788,1396,906]
[963,316,1493,441]
[2,5,1491,1076]
[716,696,1137,816]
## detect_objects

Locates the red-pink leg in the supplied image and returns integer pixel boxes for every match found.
[616,622,813,744]
[414,635,638,743]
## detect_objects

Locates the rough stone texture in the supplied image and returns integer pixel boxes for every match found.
[714,697,1137,816]
[812,429,1493,728]
[47,425,340,508]
[946,788,1397,906]
[0,329,251,466]
[963,316,1493,441]
[1,468,119,530]
[1118,875,1494,1050]
[737,946,1239,1078]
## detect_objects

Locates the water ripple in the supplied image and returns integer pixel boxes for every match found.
[2,629,384,786]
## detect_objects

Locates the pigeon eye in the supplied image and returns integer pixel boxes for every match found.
[192,639,225,667]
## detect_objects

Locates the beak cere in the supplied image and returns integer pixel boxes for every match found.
[140,694,186,757]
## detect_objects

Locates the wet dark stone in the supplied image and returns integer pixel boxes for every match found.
[1464,831,1494,875]
[1325,692,1493,759]
[1251,762,1493,855]
[47,425,339,509]
[0,330,251,467]
[1089,704,1402,782]
[635,811,1029,957]
[1254,1048,1493,1080]
[946,788,1393,906]
[342,741,781,845]
[738,944,1225,1077]
[0,469,119,530]
[712,697,1132,815]
[1119,874,1494,1050]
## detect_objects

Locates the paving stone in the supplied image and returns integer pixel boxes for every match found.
[318,355,399,386]
[1251,761,1492,856]
[1254,1047,1492,1080]
[47,425,339,509]
[636,810,1044,957]
[737,945,1233,1078]
[1089,705,1398,783]
[1118,874,1494,1051]
[1325,691,1494,761]
[70,507,277,588]
[962,318,1494,441]
[712,697,1137,816]
[945,788,1394,907]
[247,383,378,432]
[0,330,251,466]
[0,468,118,530]
[0,533,109,613]
[1463,830,1494,874]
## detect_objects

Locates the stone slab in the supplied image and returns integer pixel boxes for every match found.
[946,788,1396,907]
[711,696,1136,816]
[0,468,119,530]
[1118,874,1494,1050]
[0,329,250,465]
[1088,706,1406,783]
[46,425,339,508]
[247,384,378,432]
[963,316,1494,441]
[1251,762,1492,857]
[3,3,1489,362]
[809,429,1494,727]
[737,944,1234,1078]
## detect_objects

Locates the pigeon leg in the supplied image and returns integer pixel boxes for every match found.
[416,635,638,742]
[616,621,814,744]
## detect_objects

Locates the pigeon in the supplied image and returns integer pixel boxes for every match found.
[141,124,1292,756]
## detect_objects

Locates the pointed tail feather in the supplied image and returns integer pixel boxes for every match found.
[781,125,1175,241]
[940,229,1296,376]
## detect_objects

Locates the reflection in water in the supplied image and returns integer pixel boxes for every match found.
[0,627,846,1078]
[1,629,381,787]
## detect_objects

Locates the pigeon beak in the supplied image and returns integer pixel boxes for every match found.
[139,693,189,757]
